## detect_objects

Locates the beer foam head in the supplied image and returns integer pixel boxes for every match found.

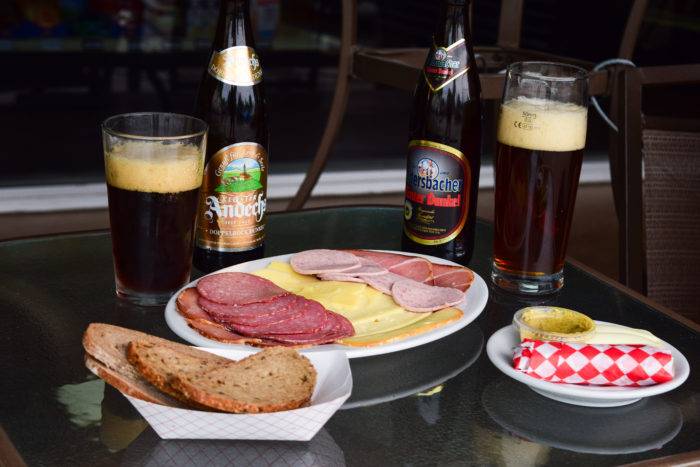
[105,141,204,193]
[497,97,588,151]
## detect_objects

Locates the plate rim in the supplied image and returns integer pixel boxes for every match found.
[486,324,691,401]
[165,249,489,358]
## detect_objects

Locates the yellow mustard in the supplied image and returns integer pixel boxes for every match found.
[513,306,596,342]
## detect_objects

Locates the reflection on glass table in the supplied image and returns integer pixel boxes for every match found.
[482,378,683,455]
[343,325,483,409]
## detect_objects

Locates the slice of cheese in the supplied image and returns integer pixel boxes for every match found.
[338,308,464,347]
[253,262,318,292]
[585,322,664,347]
[253,264,431,338]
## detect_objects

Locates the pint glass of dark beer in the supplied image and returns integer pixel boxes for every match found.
[102,113,207,305]
[491,62,588,294]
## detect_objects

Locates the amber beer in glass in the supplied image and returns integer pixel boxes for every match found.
[491,62,588,294]
[102,113,207,305]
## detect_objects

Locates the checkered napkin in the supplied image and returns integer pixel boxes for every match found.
[513,340,674,386]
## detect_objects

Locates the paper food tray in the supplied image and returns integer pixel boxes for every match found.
[124,348,352,441]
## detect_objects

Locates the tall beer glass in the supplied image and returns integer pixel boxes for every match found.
[491,62,588,294]
[102,113,207,305]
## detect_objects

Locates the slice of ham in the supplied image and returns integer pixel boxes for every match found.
[290,249,360,275]
[391,280,465,312]
[432,264,475,292]
[317,273,366,283]
[362,272,406,295]
[389,257,433,282]
[317,258,387,282]
[197,272,287,306]
[342,258,387,276]
[346,250,433,283]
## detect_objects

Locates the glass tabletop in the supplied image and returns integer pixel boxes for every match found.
[0,206,697,466]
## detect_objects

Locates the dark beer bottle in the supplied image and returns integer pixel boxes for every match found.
[193,0,269,273]
[401,0,481,265]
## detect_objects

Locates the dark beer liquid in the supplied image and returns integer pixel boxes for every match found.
[193,0,269,273]
[401,0,481,265]
[493,145,583,276]
[492,96,588,279]
[108,186,200,293]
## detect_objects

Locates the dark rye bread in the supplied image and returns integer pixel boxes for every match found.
[126,340,231,405]
[82,323,228,407]
[84,354,179,406]
[171,347,317,413]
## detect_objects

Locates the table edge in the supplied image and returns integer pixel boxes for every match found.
[620,448,700,466]
[567,257,700,334]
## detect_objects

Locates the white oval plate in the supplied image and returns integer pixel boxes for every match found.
[165,250,488,358]
[486,324,690,407]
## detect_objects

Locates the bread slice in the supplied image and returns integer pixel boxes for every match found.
[171,347,317,413]
[82,323,228,407]
[84,354,179,407]
[126,340,231,405]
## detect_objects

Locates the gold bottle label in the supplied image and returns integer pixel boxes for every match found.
[208,46,263,86]
[423,38,469,92]
[196,142,267,251]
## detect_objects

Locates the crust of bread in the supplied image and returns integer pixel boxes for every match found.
[83,323,221,409]
[170,348,316,413]
[84,354,180,407]
[126,340,229,407]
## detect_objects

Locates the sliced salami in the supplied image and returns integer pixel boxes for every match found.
[329,310,355,336]
[176,287,216,322]
[290,249,360,274]
[196,272,287,305]
[199,294,299,325]
[363,272,406,295]
[184,318,277,346]
[391,279,465,312]
[265,312,354,345]
[228,299,328,336]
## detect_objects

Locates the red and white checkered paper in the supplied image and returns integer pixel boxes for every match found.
[513,340,674,386]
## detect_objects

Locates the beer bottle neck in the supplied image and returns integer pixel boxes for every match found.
[435,1,470,46]
[213,0,255,50]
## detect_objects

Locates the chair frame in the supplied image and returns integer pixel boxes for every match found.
[287,0,649,210]
[615,64,700,292]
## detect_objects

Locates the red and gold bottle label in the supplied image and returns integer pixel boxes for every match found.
[403,140,470,245]
[423,38,469,92]
[196,142,267,251]
[208,46,263,86]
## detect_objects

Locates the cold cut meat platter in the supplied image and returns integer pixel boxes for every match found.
[165,249,488,358]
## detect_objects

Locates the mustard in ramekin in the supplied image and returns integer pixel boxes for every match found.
[513,306,596,342]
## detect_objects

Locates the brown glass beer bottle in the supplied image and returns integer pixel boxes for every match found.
[194,0,269,273]
[401,0,481,265]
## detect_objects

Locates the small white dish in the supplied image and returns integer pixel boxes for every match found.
[165,250,489,358]
[124,348,352,440]
[486,324,690,407]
